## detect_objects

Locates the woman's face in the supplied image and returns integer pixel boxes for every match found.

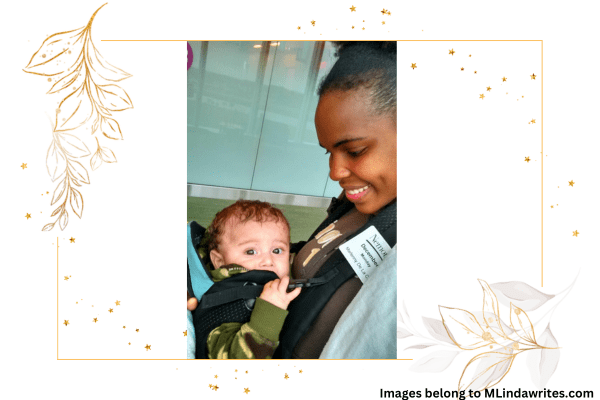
[315,90,397,215]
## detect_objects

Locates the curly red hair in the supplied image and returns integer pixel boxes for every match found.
[206,200,290,253]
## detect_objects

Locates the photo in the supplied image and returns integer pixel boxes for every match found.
[186,41,398,359]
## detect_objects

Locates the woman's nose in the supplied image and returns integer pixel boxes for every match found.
[329,155,351,181]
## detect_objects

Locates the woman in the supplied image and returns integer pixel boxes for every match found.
[189,41,397,359]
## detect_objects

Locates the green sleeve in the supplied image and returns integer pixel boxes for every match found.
[206,298,289,359]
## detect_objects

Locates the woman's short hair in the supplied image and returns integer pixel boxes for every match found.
[318,41,397,119]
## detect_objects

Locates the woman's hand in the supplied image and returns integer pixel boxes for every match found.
[187,291,198,311]
[259,275,301,310]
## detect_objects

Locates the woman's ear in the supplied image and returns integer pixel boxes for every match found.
[210,249,225,268]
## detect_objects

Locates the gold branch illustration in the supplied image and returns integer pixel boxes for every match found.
[24,3,132,231]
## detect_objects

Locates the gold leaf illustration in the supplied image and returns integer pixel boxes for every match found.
[48,66,85,95]
[46,140,67,181]
[42,223,55,231]
[479,280,508,339]
[92,84,133,111]
[439,306,490,350]
[70,187,84,218]
[51,178,67,205]
[57,132,90,158]
[23,28,85,77]
[459,349,515,392]
[410,350,460,373]
[86,40,132,82]
[100,146,117,163]
[510,304,536,344]
[101,117,122,139]
[51,206,62,217]
[59,211,69,230]
[67,160,90,184]
[90,151,102,171]
[56,85,93,131]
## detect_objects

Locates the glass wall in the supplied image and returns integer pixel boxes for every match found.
[187,41,342,198]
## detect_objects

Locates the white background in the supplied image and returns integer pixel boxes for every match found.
[1,0,599,399]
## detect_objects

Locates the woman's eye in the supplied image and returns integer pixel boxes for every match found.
[245,250,256,255]
[348,148,365,157]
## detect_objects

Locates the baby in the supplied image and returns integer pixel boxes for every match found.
[200,199,301,359]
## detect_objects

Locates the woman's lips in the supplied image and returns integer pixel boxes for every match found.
[345,184,371,201]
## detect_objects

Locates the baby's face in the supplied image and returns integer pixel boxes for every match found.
[210,218,290,279]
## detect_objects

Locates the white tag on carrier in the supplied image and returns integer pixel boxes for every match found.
[339,225,392,283]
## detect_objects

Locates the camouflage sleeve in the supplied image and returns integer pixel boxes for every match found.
[206,298,288,359]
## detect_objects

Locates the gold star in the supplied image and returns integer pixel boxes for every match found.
[115,300,120,306]
[531,119,536,124]
[387,10,391,15]
[63,320,69,326]
[479,94,485,100]
[299,369,303,373]
[311,20,315,26]
[128,342,131,345]
[209,384,213,389]
[550,205,554,208]
[449,48,455,56]
[362,27,365,30]
[21,163,27,169]
[461,67,464,71]
[123,326,126,329]
[25,213,31,220]
[487,86,491,91]
[350,5,356,11]
[352,26,355,29]
[108,308,113,313]
[411,63,417,69]
[46,191,49,194]
[214,375,218,379]
[297,26,300,30]
[183,330,187,336]
[469,54,471,57]
[64,276,69,281]
[531,73,536,80]
[284,373,289,380]
[573,230,579,237]
[93,318,98,323]
[69,237,75,243]
[246,371,248,374]
[382,21,385,25]
[235,369,238,372]
[213,385,219,391]
[502,77,507,82]
[474,71,477,74]
[244,388,250,394]
[524,156,530,163]
[568,180,574,186]
[381,8,387,14]
[145,344,151,351]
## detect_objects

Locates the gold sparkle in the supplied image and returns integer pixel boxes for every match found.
[469,54,471,57]
[311,20,315,26]
[64,276,69,281]
[531,119,536,124]
[362,27,365,30]
[573,230,579,237]
[352,26,355,29]
[530,73,537,80]
[244,388,250,394]
[551,205,554,208]
[184,330,187,336]
[46,191,49,194]
[568,180,574,187]
[123,326,126,329]
[382,21,385,25]
[93,318,98,323]
[25,213,31,220]
[381,8,387,14]
[284,373,289,380]
[145,344,151,351]
[63,320,69,326]
[479,94,485,100]
[297,26,300,30]
[69,237,75,243]
[136,328,139,332]
[246,371,248,374]
[449,48,455,56]
[21,163,27,169]
[299,369,303,373]
[128,342,131,345]
[411,63,417,69]
[461,67,464,71]
[502,77,507,82]
[235,369,238,372]
[486,87,492,91]
[214,375,218,378]
[387,10,391,15]
[213,385,219,391]
[209,384,213,389]
[474,71,477,74]
[115,300,120,306]
[350,5,356,12]
[108,308,113,313]
[525,157,530,163]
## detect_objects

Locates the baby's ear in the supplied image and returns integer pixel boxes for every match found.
[210,249,225,269]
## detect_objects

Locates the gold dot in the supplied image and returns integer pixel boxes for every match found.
[42,54,46,58]
[47,78,52,82]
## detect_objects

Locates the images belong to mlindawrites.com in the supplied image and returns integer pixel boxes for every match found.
[379,388,594,399]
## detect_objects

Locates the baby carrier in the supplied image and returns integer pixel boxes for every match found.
[187,197,396,359]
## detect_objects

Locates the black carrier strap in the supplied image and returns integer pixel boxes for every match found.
[274,200,397,359]
[193,270,279,359]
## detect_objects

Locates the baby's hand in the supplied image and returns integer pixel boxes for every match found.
[259,276,301,310]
